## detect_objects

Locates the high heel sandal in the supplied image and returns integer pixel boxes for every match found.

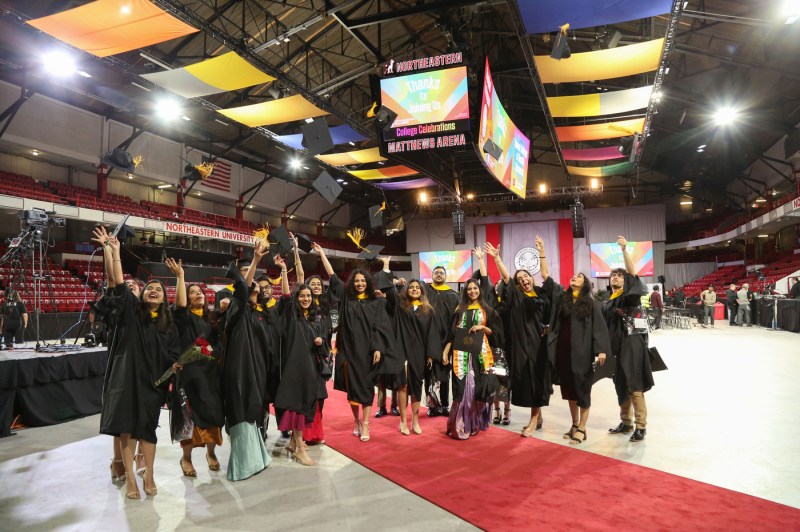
[134,453,146,477]
[521,425,534,438]
[563,424,578,440]
[399,422,410,436]
[180,457,197,478]
[502,407,511,426]
[110,459,125,483]
[411,419,422,435]
[206,452,221,472]
[360,421,370,442]
[293,450,316,466]
[492,409,501,425]
[353,419,361,437]
[125,473,140,500]
[536,414,543,430]
[569,428,587,445]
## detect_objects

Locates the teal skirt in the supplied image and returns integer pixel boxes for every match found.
[227,422,271,481]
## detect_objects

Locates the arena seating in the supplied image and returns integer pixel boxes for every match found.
[679,252,800,296]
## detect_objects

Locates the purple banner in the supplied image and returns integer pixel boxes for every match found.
[373,178,437,190]
[562,146,626,161]
[521,0,674,34]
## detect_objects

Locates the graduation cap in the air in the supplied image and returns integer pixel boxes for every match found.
[295,233,313,253]
[357,244,385,262]
[483,138,503,161]
[268,224,293,256]
[301,117,334,156]
[368,203,386,229]
[312,170,343,204]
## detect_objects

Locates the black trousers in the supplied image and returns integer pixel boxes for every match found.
[3,323,23,347]
[652,308,662,329]
[729,303,738,324]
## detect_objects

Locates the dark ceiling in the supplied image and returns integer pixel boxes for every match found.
[0,0,797,223]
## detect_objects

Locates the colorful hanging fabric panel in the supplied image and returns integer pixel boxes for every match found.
[372,178,438,190]
[520,0,674,34]
[27,0,198,58]
[535,39,664,83]
[566,162,633,177]
[556,118,645,142]
[315,147,387,166]
[274,125,368,151]
[348,165,417,180]
[219,94,329,127]
[141,52,275,98]
[548,86,653,118]
[561,146,626,161]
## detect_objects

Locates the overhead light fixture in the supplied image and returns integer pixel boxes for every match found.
[126,173,134,179]
[139,52,172,71]
[120,4,132,15]
[466,193,475,200]
[377,161,385,166]
[590,178,599,189]
[341,181,348,185]
[706,208,713,212]
[680,200,692,205]
[31,150,39,156]
[771,189,779,196]
[196,192,202,196]
[155,97,182,120]
[283,37,290,43]
[683,1,689,9]
[758,234,769,238]
[539,183,547,194]
[289,158,302,169]
[755,197,766,203]
[349,141,355,146]
[77,70,92,78]
[304,118,314,123]
[248,205,253,209]
[43,51,76,77]
[697,148,705,153]
[782,0,800,23]
[419,191,428,204]
[712,106,740,126]
[157,184,172,189]
[181,115,191,121]
[697,144,707,149]
[652,91,662,102]
[336,178,344,183]
[665,67,670,75]
[214,118,229,126]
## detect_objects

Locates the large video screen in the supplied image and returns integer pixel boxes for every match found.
[478,59,531,199]
[380,66,469,139]
[590,241,654,277]
[419,250,473,283]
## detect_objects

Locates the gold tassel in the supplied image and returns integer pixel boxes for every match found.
[195,161,215,180]
[252,224,270,251]
[132,155,144,169]
[366,102,378,118]
[559,23,570,35]
[346,227,367,250]
[375,201,386,215]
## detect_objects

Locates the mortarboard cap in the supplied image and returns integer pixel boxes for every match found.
[301,117,335,156]
[268,224,293,256]
[368,204,385,229]
[312,170,343,204]
[295,233,313,253]
[357,244,385,262]
[483,138,503,161]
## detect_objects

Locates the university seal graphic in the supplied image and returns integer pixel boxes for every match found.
[514,247,541,274]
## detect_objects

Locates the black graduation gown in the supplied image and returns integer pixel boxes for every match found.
[379,276,442,400]
[329,274,399,405]
[446,306,502,402]
[424,282,460,348]
[273,297,327,420]
[474,272,506,348]
[504,277,559,408]
[99,284,180,443]
[172,307,224,429]
[547,294,612,408]
[601,273,655,404]
[220,270,276,432]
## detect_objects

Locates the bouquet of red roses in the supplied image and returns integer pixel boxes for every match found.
[154,337,214,388]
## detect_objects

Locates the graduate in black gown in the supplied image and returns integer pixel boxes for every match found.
[375,257,441,436]
[329,267,398,442]
[164,258,224,477]
[548,272,611,444]
[274,254,327,466]
[93,227,180,500]
[220,241,277,480]
[443,278,502,440]
[486,237,559,438]
[603,236,654,442]
[423,266,460,416]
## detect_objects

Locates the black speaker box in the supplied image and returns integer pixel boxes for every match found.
[452,209,466,245]
[571,202,585,239]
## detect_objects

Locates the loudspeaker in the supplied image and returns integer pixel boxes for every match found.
[571,201,585,239]
[452,209,466,245]
[658,275,666,285]
[606,29,622,49]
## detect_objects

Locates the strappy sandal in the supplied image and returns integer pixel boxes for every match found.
[493,409,501,425]
[502,407,511,426]
[134,453,146,477]
[125,473,140,500]
[521,425,535,438]
[180,458,197,478]
[360,421,371,442]
[569,427,587,445]
[353,419,361,437]
[206,452,221,472]
[110,459,125,483]
[563,424,578,440]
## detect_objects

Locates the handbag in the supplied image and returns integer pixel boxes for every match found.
[169,381,194,443]
[648,346,668,372]
[318,350,334,379]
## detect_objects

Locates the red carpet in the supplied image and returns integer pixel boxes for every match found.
[323,388,799,531]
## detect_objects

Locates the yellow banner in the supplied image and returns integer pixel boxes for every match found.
[535,39,664,83]
[348,165,417,180]
[548,86,653,118]
[185,52,274,91]
[316,148,387,166]
[219,95,329,127]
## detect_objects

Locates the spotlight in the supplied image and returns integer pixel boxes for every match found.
[538,183,547,194]
[155,97,182,120]
[42,51,76,77]
[419,191,428,204]
[713,106,740,126]
[680,200,692,205]
[466,193,475,200]
[31,150,39,156]
[782,0,800,23]
[120,4,132,15]
[290,158,302,169]
[374,106,399,131]
[590,178,599,189]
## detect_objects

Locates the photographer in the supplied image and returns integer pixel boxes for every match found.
[2,290,28,350]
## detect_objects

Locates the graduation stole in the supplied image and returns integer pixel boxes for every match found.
[190,308,204,317]
[453,306,493,380]
[610,290,623,301]
[265,297,276,308]
[149,310,159,319]
[431,283,452,291]
[357,292,368,300]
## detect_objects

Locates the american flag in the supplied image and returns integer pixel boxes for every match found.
[202,158,231,192]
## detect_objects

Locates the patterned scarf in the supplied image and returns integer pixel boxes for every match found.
[453,306,493,379]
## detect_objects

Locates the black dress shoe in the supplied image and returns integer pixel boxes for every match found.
[440,406,450,416]
[374,408,388,418]
[390,406,401,416]
[608,422,634,434]
[629,428,646,442]
[427,408,440,417]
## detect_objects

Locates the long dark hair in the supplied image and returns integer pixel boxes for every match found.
[305,274,329,315]
[345,269,375,300]
[558,273,593,319]
[137,279,173,332]
[186,283,210,320]
[400,279,433,315]
[457,278,486,314]
[293,283,319,322]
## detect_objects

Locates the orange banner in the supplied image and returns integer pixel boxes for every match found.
[556,118,645,142]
